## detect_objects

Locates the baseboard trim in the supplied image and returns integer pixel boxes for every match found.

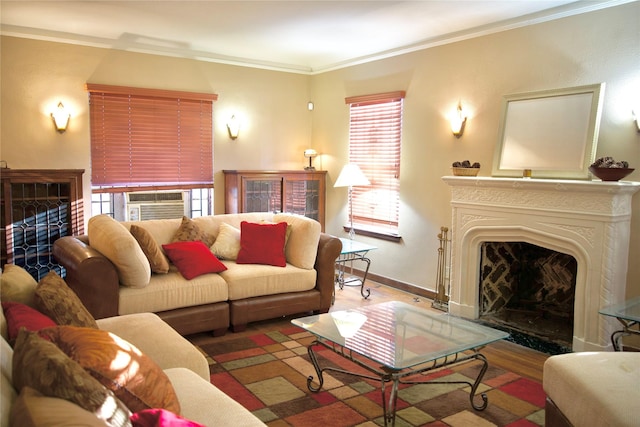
[347,267,438,301]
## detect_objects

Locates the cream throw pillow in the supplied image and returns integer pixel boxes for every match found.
[0,264,38,307]
[88,215,151,288]
[210,223,241,260]
[274,214,321,270]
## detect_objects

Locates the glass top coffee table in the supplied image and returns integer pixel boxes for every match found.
[599,296,640,351]
[292,301,508,426]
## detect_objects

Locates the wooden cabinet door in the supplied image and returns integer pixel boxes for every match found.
[1,169,84,280]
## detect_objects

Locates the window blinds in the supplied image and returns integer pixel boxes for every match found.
[346,91,404,235]
[86,84,217,192]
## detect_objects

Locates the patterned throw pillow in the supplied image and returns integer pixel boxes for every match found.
[34,271,98,329]
[172,216,214,247]
[12,329,131,425]
[130,224,170,274]
[210,223,241,260]
[39,325,181,415]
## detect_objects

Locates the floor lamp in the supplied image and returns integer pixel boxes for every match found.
[334,164,370,240]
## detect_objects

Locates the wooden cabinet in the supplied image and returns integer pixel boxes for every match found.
[1,169,84,280]
[223,170,326,230]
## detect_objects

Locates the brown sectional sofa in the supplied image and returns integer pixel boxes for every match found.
[53,212,342,336]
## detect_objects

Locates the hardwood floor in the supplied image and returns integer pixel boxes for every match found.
[189,279,550,383]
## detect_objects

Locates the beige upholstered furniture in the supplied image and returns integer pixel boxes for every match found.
[543,351,640,427]
[53,212,342,336]
[0,266,265,427]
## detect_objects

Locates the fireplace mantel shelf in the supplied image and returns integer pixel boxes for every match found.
[443,175,640,195]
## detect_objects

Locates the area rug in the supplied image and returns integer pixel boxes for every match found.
[197,326,545,427]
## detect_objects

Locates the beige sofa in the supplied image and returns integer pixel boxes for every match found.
[0,266,265,427]
[53,213,342,336]
[543,351,640,427]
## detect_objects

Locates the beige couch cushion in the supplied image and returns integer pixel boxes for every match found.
[0,264,38,308]
[221,262,316,300]
[96,313,210,381]
[118,270,229,315]
[89,214,151,288]
[1,329,16,427]
[543,352,640,427]
[11,386,108,427]
[165,368,266,426]
[274,213,321,269]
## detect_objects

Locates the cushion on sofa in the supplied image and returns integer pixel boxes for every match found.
[543,352,640,427]
[210,222,241,260]
[236,221,287,267]
[39,325,180,415]
[221,262,316,300]
[34,271,99,329]
[1,301,56,342]
[96,313,210,381]
[130,224,170,274]
[0,264,38,308]
[117,271,229,315]
[11,386,110,427]
[89,214,151,288]
[172,217,214,247]
[274,213,321,269]
[163,241,227,279]
[12,329,132,424]
[164,368,266,426]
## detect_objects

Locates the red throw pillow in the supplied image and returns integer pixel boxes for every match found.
[162,241,227,279]
[236,221,287,267]
[1,301,56,342]
[131,408,205,427]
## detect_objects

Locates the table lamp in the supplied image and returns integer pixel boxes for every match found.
[334,164,370,239]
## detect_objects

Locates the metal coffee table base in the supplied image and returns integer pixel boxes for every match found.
[305,339,489,427]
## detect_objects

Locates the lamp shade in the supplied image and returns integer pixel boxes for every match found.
[334,164,370,188]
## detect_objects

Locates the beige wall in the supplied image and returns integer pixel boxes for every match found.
[1,2,638,297]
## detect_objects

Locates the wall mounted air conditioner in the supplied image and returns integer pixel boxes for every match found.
[125,191,186,221]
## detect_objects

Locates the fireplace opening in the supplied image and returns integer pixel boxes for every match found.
[478,242,576,353]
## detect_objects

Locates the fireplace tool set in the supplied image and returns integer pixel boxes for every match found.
[432,226,451,311]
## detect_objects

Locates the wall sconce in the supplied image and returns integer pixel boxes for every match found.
[227,115,240,140]
[304,149,318,170]
[51,102,70,133]
[307,101,314,111]
[450,102,467,138]
[633,109,640,132]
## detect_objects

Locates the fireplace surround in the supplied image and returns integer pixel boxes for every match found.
[443,176,640,351]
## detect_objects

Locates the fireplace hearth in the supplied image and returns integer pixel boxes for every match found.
[443,176,640,351]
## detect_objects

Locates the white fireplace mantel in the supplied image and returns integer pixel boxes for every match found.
[443,176,640,351]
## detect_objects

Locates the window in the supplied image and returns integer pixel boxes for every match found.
[345,91,404,239]
[86,84,217,219]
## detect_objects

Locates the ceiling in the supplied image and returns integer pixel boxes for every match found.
[0,1,631,74]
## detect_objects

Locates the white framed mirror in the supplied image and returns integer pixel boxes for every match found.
[492,83,605,179]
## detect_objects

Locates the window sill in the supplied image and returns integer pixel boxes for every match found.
[342,225,401,242]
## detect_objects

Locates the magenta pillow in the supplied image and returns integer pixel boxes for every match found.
[162,241,227,280]
[131,408,205,427]
[1,301,56,342]
[236,221,288,267]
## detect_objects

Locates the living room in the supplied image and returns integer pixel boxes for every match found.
[1,2,639,425]
[2,2,638,312]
